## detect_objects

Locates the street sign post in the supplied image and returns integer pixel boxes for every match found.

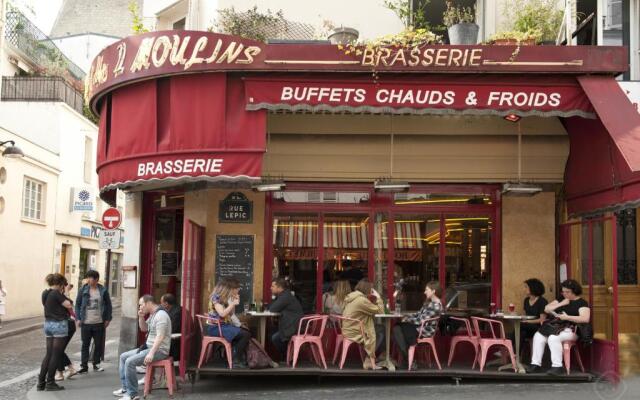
[102,207,122,230]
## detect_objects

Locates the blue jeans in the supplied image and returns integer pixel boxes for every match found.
[44,320,68,338]
[118,348,167,397]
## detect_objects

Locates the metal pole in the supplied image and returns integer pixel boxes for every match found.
[105,248,112,293]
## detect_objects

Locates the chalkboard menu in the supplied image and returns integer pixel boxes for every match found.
[215,235,254,312]
[160,251,178,276]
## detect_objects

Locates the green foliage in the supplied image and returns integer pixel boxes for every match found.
[83,103,99,125]
[502,0,563,42]
[383,0,431,30]
[129,1,148,34]
[442,1,476,27]
[215,6,285,42]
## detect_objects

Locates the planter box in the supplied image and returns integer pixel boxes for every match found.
[490,38,537,46]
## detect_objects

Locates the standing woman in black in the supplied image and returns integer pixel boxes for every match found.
[38,274,73,391]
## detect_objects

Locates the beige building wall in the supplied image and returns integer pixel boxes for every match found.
[184,189,266,312]
[501,192,557,311]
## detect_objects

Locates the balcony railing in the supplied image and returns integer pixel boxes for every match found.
[4,6,85,80]
[1,77,84,114]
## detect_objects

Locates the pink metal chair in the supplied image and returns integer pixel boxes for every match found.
[195,314,233,369]
[471,316,518,372]
[332,316,367,368]
[408,317,442,370]
[144,357,176,398]
[287,314,329,369]
[563,326,585,375]
[447,316,479,367]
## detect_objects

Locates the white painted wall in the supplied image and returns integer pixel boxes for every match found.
[51,34,119,73]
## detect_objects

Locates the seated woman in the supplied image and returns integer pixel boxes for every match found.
[526,279,590,376]
[341,279,384,370]
[206,278,251,368]
[511,278,548,354]
[322,279,351,315]
[392,281,443,370]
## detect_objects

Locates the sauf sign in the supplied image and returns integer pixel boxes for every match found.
[219,192,253,223]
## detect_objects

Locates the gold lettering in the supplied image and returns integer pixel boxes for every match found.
[470,49,483,66]
[378,48,392,66]
[184,36,209,69]
[390,48,407,66]
[113,43,126,77]
[216,41,244,64]
[408,47,420,66]
[129,37,154,73]
[361,47,375,66]
[448,49,463,66]
[236,46,261,64]
[204,39,223,63]
[421,48,435,66]
[151,36,172,67]
[435,49,448,66]
[169,34,190,65]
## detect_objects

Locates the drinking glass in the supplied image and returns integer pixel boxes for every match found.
[243,303,250,315]
[490,302,497,315]
[508,303,516,314]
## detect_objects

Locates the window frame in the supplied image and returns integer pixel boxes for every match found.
[22,176,46,222]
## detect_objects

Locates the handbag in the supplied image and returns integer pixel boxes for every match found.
[576,323,593,345]
[246,338,276,369]
[537,319,566,337]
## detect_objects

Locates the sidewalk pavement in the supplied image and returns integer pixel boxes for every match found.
[0,316,42,340]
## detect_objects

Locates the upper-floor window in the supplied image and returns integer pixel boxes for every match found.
[22,177,45,221]
[84,136,93,184]
[173,17,186,30]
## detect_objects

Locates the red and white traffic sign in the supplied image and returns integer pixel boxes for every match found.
[102,207,122,230]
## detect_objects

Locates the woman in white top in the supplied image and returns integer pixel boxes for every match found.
[322,280,352,314]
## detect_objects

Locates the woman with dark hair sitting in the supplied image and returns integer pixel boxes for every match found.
[392,281,443,370]
[526,279,590,376]
[511,278,548,355]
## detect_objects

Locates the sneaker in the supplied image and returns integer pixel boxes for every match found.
[93,364,105,372]
[45,382,65,391]
[121,395,140,400]
[77,366,89,374]
[547,367,566,376]
[55,371,64,381]
[36,382,45,391]
[64,366,77,379]
[112,388,127,397]
[135,365,146,374]
[525,364,544,373]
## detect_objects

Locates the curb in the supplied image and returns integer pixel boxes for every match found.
[0,322,42,340]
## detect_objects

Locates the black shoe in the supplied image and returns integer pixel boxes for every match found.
[93,364,104,372]
[77,366,89,374]
[36,382,45,391]
[546,367,566,376]
[232,357,248,369]
[45,382,65,391]
[525,364,543,373]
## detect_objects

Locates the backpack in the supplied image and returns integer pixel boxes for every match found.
[246,338,276,369]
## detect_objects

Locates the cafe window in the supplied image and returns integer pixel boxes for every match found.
[581,219,606,285]
[616,208,638,285]
[22,177,45,222]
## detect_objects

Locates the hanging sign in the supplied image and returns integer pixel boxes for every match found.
[219,192,253,223]
[71,187,95,212]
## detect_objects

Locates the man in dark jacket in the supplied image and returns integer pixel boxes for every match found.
[75,270,112,374]
[268,278,303,357]
[161,293,182,360]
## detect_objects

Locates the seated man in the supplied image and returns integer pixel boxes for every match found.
[161,293,182,360]
[268,278,303,358]
[113,295,171,400]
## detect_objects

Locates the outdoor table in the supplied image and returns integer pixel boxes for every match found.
[374,313,404,372]
[489,313,536,373]
[246,311,280,347]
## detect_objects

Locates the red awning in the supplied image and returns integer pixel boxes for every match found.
[97,74,266,204]
[245,76,595,118]
[578,75,640,172]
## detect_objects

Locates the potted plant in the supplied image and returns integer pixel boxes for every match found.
[443,1,478,45]
[493,0,563,45]
[489,29,541,46]
[328,27,359,45]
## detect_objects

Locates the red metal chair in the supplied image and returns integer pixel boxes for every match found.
[563,326,585,375]
[447,316,479,367]
[408,317,442,370]
[332,315,367,368]
[471,316,518,372]
[144,357,176,398]
[287,314,329,369]
[195,314,233,369]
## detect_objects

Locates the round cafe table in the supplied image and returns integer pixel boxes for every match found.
[246,311,280,347]
[489,313,536,373]
[375,313,405,372]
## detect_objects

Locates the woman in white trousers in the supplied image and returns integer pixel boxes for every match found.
[527,279,590,376]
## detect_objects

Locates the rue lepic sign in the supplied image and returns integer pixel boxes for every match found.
[219,192,252,223]
[99,208,122,250]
